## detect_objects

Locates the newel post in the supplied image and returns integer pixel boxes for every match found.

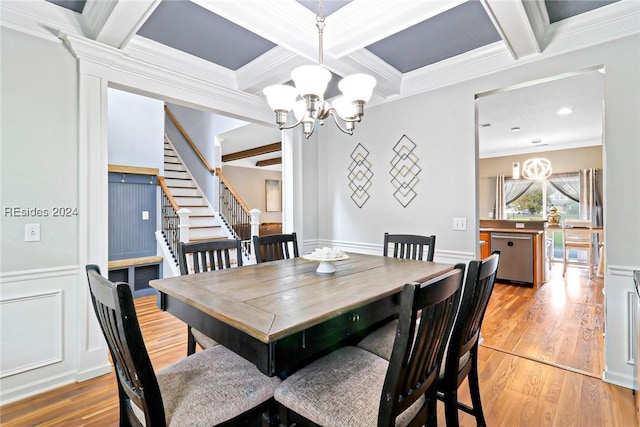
[178,208,192,243]
[250,209,261,261]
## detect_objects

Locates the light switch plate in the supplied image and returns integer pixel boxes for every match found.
[142,211,149,220]
[25,223,41,242]
[453,217,467,231]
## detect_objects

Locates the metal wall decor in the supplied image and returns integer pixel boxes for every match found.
[389,134,421,207]
[348,143,373,208]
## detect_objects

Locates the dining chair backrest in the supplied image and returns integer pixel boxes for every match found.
[563,219,593,245]
[178,239,242,355]
[178,239,243,275]
[379,264,465,425]
[437,251,500,427]
[253,232,299,263]
[442,251,500,386]
[85,264,165,426]
[383,232,436,261]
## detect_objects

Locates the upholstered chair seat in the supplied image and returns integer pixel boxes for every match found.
[357,319,397,360]
[189,327,218,350]
[274,346,424,427]
[153,345,280,426]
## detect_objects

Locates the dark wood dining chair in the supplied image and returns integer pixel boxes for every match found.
[355,233,438,359]
[178,238,243,355]
[437,250,501,427]
[274,265,465,427]
[384,232,436,261]
[253,232,299,263]
[85,265,280,427]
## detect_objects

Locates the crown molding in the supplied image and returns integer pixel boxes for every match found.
[397,1,640,100]
[0,0,83,42]
[62,33,272,125]
[236,47,310,94]
[401,42,513,98]
[540,1,640,56]
[125,36,238,90]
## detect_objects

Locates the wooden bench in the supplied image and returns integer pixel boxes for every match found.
[108,256,163,298]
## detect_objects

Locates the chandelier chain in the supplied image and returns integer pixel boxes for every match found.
[316,0,325,65]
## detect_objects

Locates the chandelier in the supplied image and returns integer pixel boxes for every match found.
[262,0,376,139]
[521,157,552,180]
[510,126,552,180]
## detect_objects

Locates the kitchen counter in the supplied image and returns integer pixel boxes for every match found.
[480,221,547,288]
[480,227,544,235]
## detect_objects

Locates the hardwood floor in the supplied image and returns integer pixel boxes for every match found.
[1,265,636,426]
[482,263,604,377]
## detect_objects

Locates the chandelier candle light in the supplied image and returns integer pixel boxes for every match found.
[263,0,376,139]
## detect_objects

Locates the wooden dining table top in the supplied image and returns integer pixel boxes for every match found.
[150,252,453,344]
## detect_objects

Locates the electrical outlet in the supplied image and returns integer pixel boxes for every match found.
[25,223,41,242]
[453,217,467,231]
[142,211,149,220]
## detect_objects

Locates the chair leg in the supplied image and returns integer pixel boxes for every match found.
[442,388,460,427]
[187,326,196,356]
[468,353,486,427]
[562,246,568,276]
[426,390,438,427]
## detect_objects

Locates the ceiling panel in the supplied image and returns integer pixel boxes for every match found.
[545,0,619,23]
[137,0,276,70]
[366,1,501,73]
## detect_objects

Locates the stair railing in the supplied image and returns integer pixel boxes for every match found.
[217,167,252,242]
[165,105,215,173]
[165,105,259,260]
[158,176,182,263]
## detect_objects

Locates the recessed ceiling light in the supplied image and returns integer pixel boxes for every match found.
[479,123,491,128]
[511,126,520,132]
[531,139,542,144]
[557,107,573,115]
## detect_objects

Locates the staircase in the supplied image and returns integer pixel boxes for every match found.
[163,137,228,242]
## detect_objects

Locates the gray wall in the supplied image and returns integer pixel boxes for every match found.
[1,27,79,271]
[108,88,164,171]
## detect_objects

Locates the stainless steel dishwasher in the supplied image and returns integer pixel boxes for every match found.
[491,233,533,286]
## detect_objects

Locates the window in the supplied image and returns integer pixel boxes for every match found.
[505,173,580,221]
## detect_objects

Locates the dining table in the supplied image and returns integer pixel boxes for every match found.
[150,252,453,378]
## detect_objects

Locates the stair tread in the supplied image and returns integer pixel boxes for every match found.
[190,236,230,242]
[190,225,222,230]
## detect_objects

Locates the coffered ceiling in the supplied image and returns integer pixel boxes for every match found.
[5,0,638,165]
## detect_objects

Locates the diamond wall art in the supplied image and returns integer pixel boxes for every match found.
[347,143,373,208]
[389,135,421,208]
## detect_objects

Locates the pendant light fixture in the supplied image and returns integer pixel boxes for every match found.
[262,0,376,139]
[511,127,520,179]
[522,157,552,180]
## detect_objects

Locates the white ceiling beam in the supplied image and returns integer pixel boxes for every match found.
[481,0,542,60]
[198,0,403,96]
[324,0,467,58]
[520,0,551,50]
[81,0,161,49]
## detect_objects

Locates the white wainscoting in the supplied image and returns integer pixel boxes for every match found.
[0,290,63,377]
[602,264,639,389]
[0,266,111,405]
[303,239,474,265]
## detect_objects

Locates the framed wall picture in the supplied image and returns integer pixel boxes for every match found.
[265,179,281,212]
